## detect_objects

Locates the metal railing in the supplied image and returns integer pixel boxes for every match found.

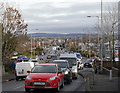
[112,67,119,77]
[112,67,119,70]
[102,67,112,80]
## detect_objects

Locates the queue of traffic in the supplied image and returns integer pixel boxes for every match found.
[14,51,97,92]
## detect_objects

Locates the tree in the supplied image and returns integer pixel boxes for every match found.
[97,3,118,61]
[35,48,43,55]
[0,4,3,65]
[15,35,30,53]
[1,4,28,65]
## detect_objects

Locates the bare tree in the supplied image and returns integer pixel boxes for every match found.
[15,35,31,52]
[1,3,28,65]
[0,3,4,66]
[97,3,118,61]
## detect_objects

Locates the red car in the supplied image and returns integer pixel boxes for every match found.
[25,64,64,92]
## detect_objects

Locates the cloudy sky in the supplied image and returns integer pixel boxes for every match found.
[1,0,120,34]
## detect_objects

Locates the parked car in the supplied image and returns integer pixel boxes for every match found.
[59,53,78,79]
[25,64,64,92]
[83,59,93,68]
[50,60,72,84]
[15,62,35,81]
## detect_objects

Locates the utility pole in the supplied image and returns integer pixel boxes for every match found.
[100,0,103,72]
[31,33,32,58]
[87,16,99,58]
[34,36,36,57]
[112,24,115,63]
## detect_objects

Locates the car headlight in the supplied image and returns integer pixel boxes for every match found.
[26,76,33,80]
[90,62,92,64]
[48,76,57,81]
[65,71,68,74]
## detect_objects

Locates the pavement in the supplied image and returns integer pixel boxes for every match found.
[89,74,119,91]
[79,68,119,92]
[2,72,15,82]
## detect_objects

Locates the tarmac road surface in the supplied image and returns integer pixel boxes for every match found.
[2,74,85,92]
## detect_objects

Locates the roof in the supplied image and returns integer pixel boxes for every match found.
[74,53,81,55]
[35,64,57,66]
[47,54,58,56]
[16,62,34,64]
[30,59,38,61]
[53,60,68,62]
[17,56,30,60]
[60,53,77,58]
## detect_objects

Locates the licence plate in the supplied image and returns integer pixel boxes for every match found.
[18,72,24,74]
[34,82,45,85]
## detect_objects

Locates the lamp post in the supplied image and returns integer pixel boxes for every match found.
[33,34,36,57]
[100,0,103,72]
[112,23,116,64]
[31,33,32,58]
[87,15,100,41]
[87,16,100,57]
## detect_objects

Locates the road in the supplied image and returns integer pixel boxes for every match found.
[2,74,85,92]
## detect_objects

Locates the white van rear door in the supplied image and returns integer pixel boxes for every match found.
[16,63,33,76]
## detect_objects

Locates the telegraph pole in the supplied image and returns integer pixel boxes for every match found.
[100,0,103,72]
[31,33,32,58]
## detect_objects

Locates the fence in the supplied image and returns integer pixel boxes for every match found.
[102,61,119,69]
[112,67,119,77]
[102,67,112,80]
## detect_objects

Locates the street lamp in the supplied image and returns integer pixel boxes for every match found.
[100,0,103,72]
[30,33,36,58]
[88,0,104,72]
[87,16,100,57]
[30,29,39,58]
[31,33,33,58]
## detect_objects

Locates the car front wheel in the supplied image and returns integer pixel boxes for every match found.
[70,76,72,82]
[67,76,72,84]
[16,76,19,81]
[74,74,78,79]
[61,80,64,88]
[25,88,30,92]
[55,82,60,91]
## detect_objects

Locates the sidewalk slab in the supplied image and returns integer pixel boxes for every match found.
[2,73,15,82]
[90,74,119,91]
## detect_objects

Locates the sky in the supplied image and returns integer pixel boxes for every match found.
[1,0,120,34]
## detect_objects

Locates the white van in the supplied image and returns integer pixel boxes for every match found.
[15,62,35,81]
[59,53,78,79]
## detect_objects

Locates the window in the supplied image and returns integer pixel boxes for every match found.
[31,65,57,73]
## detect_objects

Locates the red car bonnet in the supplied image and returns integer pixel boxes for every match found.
[27,73,57,79]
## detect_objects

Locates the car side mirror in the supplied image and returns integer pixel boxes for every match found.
[27,71,30,73]
[58,71,62,74]
[69,68,72,71]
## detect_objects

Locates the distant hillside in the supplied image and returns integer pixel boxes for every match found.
[27,33,97,37]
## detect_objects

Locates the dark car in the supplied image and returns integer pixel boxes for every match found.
[50,60,72,84]
[83,59,93,68]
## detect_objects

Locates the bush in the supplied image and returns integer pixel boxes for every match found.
[5,65,12,72]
